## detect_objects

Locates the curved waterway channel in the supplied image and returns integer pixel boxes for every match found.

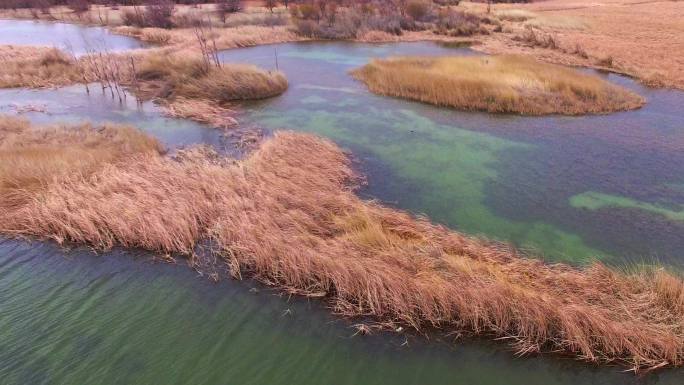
[1,20,684,384]
[0,19,143,55]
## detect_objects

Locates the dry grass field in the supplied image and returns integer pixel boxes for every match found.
[1,116,683,371]
[477,0,684,89]
[1,1,681,89]
[352,55,644,115]
[0,46,84,88]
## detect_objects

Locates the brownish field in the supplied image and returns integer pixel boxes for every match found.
[0,46,83,88]
[474,0,684,89]
[1,1,681,89]
[1,115,683,371]
[352,55,644,115]
[0,116,163,212]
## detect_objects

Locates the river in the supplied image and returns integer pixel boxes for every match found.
[1,20,683,384]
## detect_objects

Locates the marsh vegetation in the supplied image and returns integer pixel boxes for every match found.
[1,116,683,371]
[1,0,683,380]
[351,55,644,115]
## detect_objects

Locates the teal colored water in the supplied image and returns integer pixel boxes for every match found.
[1,38,684,384]
[220,42,684,266]
[0,19,143,55]
[2,239,683,385]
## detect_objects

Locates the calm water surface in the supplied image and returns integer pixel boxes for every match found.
[0,85,223,150]
[220,42,684,266]
[1,37,684,384]
[0,19,143,55]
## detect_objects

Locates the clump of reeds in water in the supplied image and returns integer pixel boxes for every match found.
[351,55,645,115]
[0,116,682,371]
[129,53,287,126]
[0,46,83,88]
[133,54,288,103]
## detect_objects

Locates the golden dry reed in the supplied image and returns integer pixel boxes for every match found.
[1,116,683,371]
[134,54,288,103]
[351,55,645,115]
[0,46,83,88]
[0,116,163,212]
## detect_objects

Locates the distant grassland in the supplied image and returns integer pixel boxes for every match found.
[351,55,644,115]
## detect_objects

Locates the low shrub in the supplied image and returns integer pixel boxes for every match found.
[405,0,431,22]
[144,0,175,29]
[289,3,486,39]
[122,7,146,27]
[66,0,90,14]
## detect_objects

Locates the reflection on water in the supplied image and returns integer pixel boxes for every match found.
[219,42,684,266]
[0,19,143,55]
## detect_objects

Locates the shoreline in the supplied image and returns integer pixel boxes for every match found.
[1,1,682,90]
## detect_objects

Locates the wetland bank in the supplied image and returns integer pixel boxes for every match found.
[1,2,684,384]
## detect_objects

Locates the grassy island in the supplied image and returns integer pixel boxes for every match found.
[351,55,645,115]
[1,116,682,371]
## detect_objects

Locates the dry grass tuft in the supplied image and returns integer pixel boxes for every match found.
[133,54,287,110]
[1,117,683,370]
[162,97,238,129]
[0,116,163,211]
[351,55,644,115]
[0,46,83,88]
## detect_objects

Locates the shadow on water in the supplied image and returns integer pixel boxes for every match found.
[1,37,684,384]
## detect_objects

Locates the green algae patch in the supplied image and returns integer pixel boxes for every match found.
[571,191,684,222]
[251,104,606,264]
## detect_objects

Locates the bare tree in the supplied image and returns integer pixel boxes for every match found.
[194,20,221,71]
[265,0,278,13]
[144,0,175,28]
[217,0,242,23]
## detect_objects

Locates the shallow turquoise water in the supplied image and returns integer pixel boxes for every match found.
[220,42,684,266]
[1,39,684,384]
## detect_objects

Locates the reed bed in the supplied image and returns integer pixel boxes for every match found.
[112,25,301,50]
[162,97,238,129]
[351,55,645,115]
[0,46,83,88]
[0,116,682,371]
[135,55,288,102]
[0,116,163,211]
[0,45,286,129]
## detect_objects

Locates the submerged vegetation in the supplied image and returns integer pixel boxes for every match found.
[0,116,683,371]
[351,55,644,115]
